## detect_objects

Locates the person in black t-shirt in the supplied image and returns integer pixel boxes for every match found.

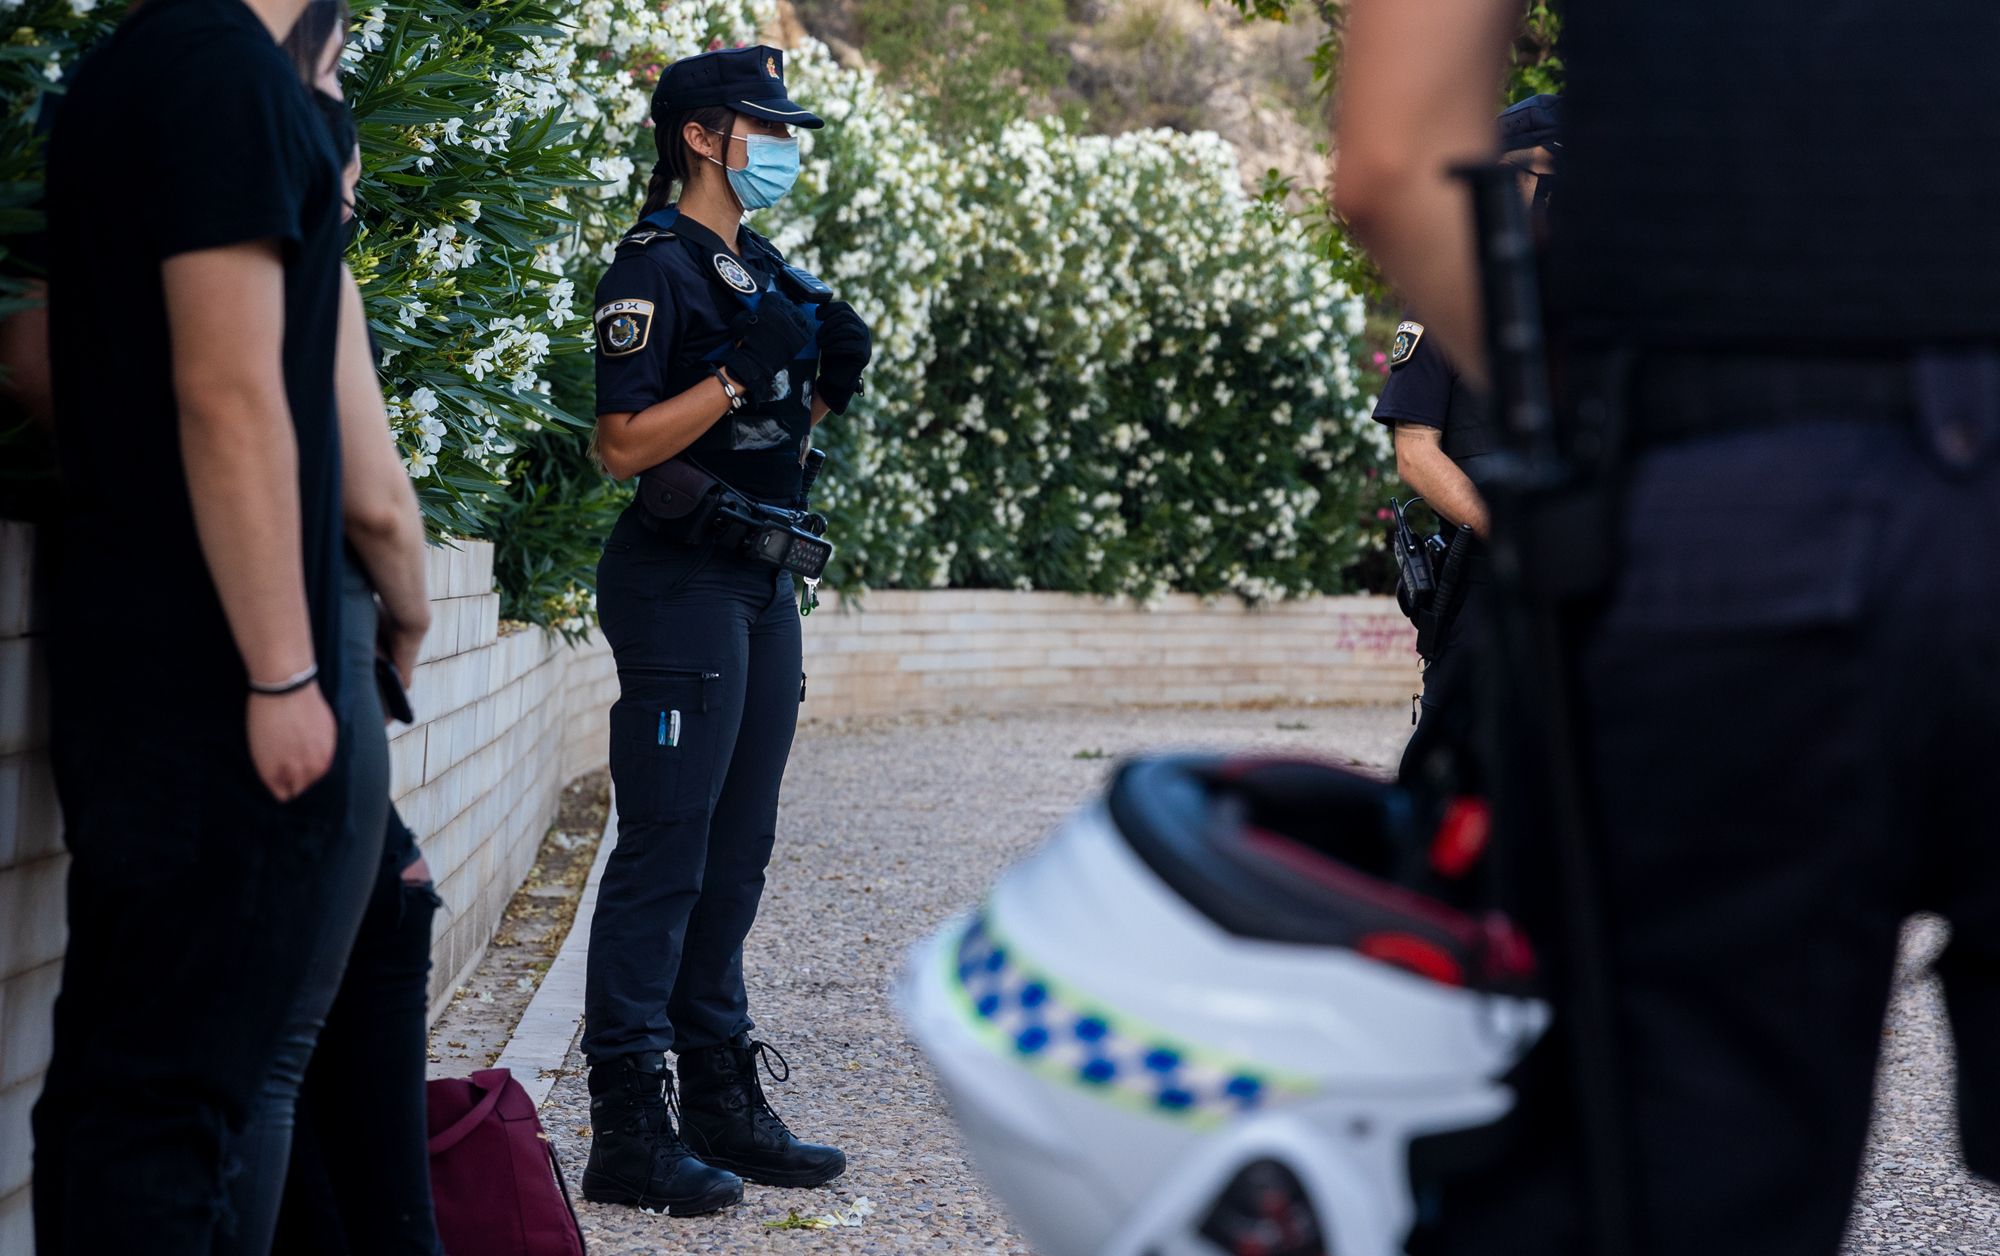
[1337,4,2000,1255]
[1376,96,1557,788]
[579,45,866,1218]
[32,0,359,1249]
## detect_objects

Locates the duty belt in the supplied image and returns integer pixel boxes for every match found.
[1628,352,1915,445]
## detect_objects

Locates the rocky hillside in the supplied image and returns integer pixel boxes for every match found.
[782,0,1331,194]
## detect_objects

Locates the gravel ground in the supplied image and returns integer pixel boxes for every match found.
[530,702,1997,1254]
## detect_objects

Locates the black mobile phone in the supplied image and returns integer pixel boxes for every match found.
[376,655,415,725]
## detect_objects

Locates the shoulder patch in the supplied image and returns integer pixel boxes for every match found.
[713,252,759,295]
[1389,320,1425,369]
[595,299,656,357]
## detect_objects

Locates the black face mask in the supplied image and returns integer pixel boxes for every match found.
[313,89,358,160]
[313,89,360,243]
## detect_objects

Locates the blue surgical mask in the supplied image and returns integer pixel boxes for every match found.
[708,131,800,211]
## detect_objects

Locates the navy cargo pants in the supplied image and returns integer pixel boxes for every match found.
[584,506,802,1063]
[1415,353,2000,1256]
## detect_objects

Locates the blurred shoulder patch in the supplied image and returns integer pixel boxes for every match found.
[1390,320,1425,369]
[595,299,655,357]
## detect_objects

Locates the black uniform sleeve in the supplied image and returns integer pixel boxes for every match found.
[1370,327,1455,432]
[593,252,682,415]
[149,43,318,260]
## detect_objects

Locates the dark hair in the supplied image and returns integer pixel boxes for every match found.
[641,106,734,215]
[282,0,350,85]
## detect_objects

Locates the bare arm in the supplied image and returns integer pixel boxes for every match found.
[0,282,54,430]
[334,267,430,683]
[1333,0,1519,385]
[1394,423,1489,538]
[165,239,335,800]
[595,374,740,481]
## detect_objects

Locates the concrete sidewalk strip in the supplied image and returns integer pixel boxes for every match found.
[494,799,617,1110]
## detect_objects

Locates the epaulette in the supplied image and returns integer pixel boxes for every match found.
[617,228,675,253]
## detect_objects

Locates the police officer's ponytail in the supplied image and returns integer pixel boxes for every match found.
[641,105,734,216]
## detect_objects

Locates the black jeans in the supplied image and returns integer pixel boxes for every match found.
[584,507,803,1062]
[219,563,387,1254]
[273,808,444,1256]
[34,664,351,1249]
[1417,358,2000,1256]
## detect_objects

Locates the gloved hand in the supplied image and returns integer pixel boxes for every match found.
[814,300,873,414]
[721,290,814,403]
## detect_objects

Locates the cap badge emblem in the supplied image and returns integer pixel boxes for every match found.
[766,55,780,78]
[714,253,758,294]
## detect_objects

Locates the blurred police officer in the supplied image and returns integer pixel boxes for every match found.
[1336,3,2000,1255]
[579,45,867,1217]
[1379,95,1557,784]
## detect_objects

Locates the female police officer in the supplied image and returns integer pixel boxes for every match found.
[578,44,871,1217]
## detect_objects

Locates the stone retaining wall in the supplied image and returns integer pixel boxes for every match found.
[798,589,1419,719]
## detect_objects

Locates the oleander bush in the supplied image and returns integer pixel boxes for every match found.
[2,0,1388,631]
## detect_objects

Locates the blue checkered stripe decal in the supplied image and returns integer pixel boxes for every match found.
[951,912,1309,1123]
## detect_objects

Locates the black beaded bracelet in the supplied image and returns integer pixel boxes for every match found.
[248,664,319,696]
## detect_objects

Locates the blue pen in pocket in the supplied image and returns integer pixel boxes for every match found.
[658,711,666,746]
[658,710,681,748]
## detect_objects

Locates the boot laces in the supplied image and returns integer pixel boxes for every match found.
[744,1040,796,1139]
[655,1072,697,1160]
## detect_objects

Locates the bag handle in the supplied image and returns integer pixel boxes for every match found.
[545,1139,588,1254]
[428,1069,511,1156]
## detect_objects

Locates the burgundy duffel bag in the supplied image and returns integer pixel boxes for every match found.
[427,1068,586,1255]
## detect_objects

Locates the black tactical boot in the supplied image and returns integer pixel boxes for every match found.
[582,1052,744,1215]
[677,1038,847,1188]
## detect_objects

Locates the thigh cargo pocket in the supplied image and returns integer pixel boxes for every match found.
[609,667,721,828]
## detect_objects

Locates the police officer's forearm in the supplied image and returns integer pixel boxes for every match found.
[1333,0,1518,385]
[1396,430,1489,538]
[595,376,737,480]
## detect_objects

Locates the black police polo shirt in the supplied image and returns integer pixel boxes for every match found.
[46,0,347,723]
[1371,317,1501,486]
[593,212,802,502]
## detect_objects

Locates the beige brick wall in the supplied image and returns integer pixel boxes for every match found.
[0,523,56,1255]
[0,525,1416,1247]
[797,589,1420,720]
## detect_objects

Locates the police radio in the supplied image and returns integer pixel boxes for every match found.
[1388,497,1446,621]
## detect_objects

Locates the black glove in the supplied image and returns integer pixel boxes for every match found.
[814,300,873,414]
[720,291,814,403]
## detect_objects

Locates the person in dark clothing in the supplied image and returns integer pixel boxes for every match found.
[263,8,446,1253]
[580,43,869,1218]
[31,0,355,1248]
[1336,3,2000,1254]
[1377,96,1558,788]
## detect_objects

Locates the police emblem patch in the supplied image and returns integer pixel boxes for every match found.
[766,55,780,78]
[771,368,792,401]
[714,253,758,295]
[1389,320,1425,369]
[594,298,656,357]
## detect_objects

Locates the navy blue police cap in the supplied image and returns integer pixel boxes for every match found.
[652,45,826,132]
[1497,93,1561,152]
